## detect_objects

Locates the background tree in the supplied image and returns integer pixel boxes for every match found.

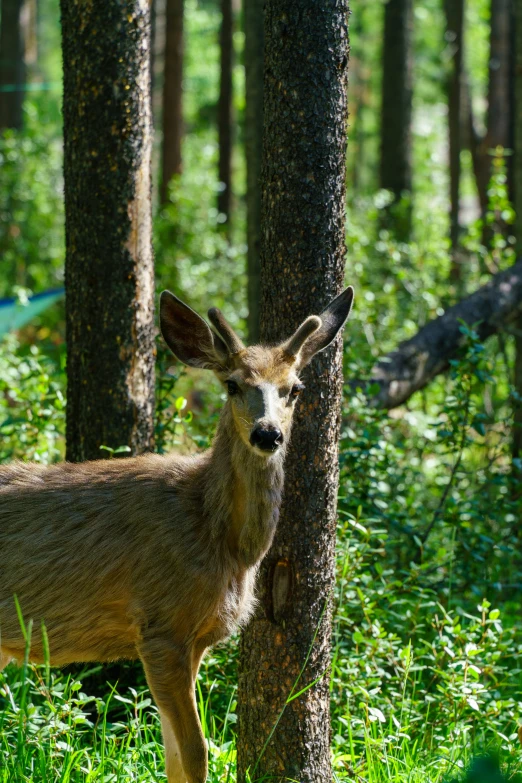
[0,0,26,130]
[513,0,522,462]
[379,0,413,239]
[61,0,155,463]
[150,0,157,111]
[444,0,464,281]
[237,0,349,780]
[467,0,512,223]
[244,0,263,342]
[217,0,233,225]
[160,0,184,203]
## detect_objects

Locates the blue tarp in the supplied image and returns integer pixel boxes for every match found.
[0,288,64,337]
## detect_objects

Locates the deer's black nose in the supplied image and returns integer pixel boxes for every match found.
[250,427,283,452]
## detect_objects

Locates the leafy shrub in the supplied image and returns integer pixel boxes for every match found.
[0,335,65,463]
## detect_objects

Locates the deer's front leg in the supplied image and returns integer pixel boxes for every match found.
[139,638,207,783]
[160,709,186,782]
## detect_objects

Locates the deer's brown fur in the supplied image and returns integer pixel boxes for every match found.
[0,287,353,783]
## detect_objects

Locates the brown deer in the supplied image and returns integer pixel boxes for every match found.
[0,286,354,783]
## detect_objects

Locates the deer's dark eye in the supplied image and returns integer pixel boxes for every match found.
[290,383,305,399]
[226,380,240,396]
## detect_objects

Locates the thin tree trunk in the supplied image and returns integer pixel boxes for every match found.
[23,0,37,65]
[160,0,183,203]
[217,0,233,225]
[379,0,413,239]
[513,0,522,460]
[0,0,26,131]
[237,0,349,780]
[488,0,512,154]
[61,0,155,463]
[467,0,512,227]
[465,79,489,219]
[444,0,464,280]
[244,0,263,342]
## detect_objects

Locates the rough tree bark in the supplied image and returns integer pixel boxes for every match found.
[244,0,263,342]
[0,0,26,130]
[444,0,464,278]
[160,0,184,203]
[217,0,233,225]
[360,259,522,409]
[379,0,413,239]
[237,1,349,781]
[61,0,155,463]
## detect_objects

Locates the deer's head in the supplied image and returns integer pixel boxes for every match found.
[160,287,354,457]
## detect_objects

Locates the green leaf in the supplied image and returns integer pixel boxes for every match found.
[175,396,187,411]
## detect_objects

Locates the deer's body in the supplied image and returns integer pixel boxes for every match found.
[0,289,353,783]
[0,430,280,665]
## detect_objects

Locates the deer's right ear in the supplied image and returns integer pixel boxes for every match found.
[160,291,228,370]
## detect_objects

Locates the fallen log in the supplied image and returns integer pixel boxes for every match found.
[357,259,522,409]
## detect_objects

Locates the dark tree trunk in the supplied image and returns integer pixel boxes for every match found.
[244,0,263,342]
[467,0,512,225]
[444,0,464,279]
[61,0,155,463]
[515,0,522,249]
[237,0,349,781]
[0,0,26,130]
[217,0,233,225]
[513,0,522,460]
[160,0,184,203]
[487,0,512,154]
[379,0,413,239]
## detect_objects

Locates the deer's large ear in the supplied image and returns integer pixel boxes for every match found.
[160,291,229,370]
[288,286,354,368]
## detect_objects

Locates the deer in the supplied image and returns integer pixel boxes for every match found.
[0,285,354,783]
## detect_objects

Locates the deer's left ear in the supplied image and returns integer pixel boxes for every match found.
[293,286,354,368]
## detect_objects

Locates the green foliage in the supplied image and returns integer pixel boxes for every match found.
[0,112,64,299]
[154,0,247,332]
[154,135,247,330]
[450,755,520,783]
[0,664,167,781]
[0,335,65,463]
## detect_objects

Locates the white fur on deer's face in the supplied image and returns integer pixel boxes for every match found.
[222,346,305,456]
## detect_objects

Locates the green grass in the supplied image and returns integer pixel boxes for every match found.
[2,549,522,783]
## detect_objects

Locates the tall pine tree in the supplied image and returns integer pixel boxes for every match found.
[379,0,413,239]
[61,0,155,462]
[0,0,26,130]
[237,0,350,780]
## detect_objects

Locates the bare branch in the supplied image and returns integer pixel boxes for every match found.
[356,260,522,409]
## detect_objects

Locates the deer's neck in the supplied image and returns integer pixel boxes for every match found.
[205,405,285,568]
